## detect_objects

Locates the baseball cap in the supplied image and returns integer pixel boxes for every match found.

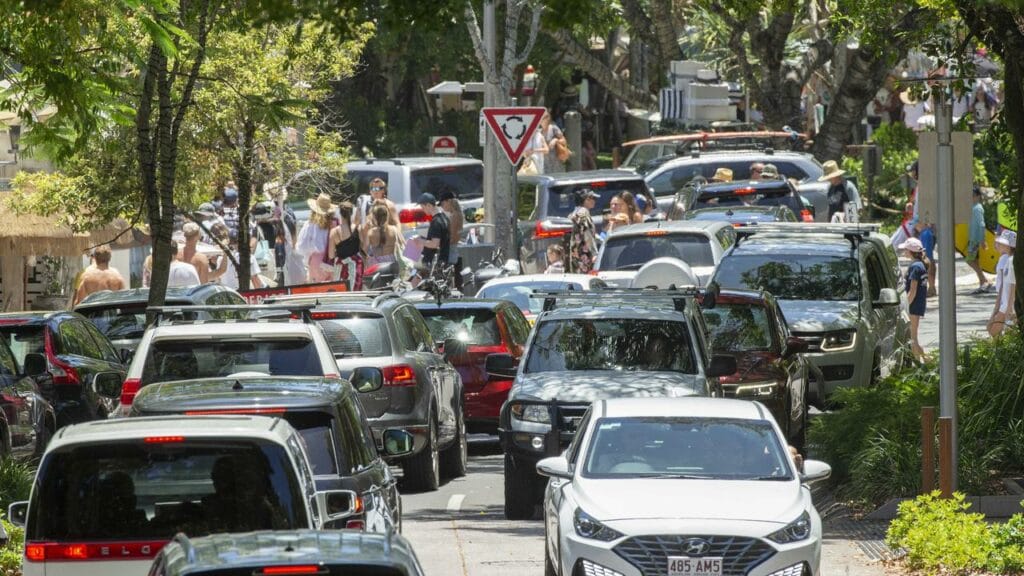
[417,192,437,205]
[898,237,924,253]
[575,188,599,201]
[996,230,1017,248]
[439,189,457,202]
[635,195,647,210]
[197,202,217,217]
[224,188,238,201]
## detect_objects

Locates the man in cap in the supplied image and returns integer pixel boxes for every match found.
[967,186,993,294]
[818,160,860,222]
[411,193,450,274]
[221,182,241,242]
[73,245,126,305]
[759,164,780,180]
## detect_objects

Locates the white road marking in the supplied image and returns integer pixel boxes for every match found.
[446,493,466,513]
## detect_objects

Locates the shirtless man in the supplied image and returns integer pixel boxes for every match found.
[180,222,226,283]
[74,245,126,304]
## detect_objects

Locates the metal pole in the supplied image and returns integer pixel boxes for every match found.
[935,89,958,491]
[482,0,497,244]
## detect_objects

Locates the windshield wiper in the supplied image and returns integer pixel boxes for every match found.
[629,473,707,479]
[749,475,792,481]
[615,264,646,271]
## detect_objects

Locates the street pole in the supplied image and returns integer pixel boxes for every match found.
[482,0,497,244]
[935,88,958,491]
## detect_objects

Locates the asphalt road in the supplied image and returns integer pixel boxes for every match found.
[400,437,884,576]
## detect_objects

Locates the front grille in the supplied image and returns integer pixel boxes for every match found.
[791,333,823,353]
[614,535,775,576]
[558,404,589,433]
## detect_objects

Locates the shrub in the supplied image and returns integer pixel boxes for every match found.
[0,460,33,514]
[886,492,993,574]
[0,519,23,576]
[990,513,1024,573]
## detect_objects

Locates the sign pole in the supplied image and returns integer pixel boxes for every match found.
[935,88,958,491]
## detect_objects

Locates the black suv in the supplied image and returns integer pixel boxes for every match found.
[516,170,659,273]
[0,311,126,427]
[264,292,467,492]
[75,285,246,356]
[130,374,413,533]
[0,335,55,459]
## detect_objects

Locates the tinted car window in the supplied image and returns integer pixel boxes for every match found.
[477,282,584,315]
[600,233,714,270]
[337,396,377,471]
[410,165,484,200]
[703,304,774,352]
[714,253,861,301]
[287,411,341,475]
[28,440,308,540]
[582,417,791,480]
[396,307,434,352]
[503,307,531,346]
[545,181,647,218]
[60,320,102,359]
[316,314,391,358]
[80,305,149,341]
[525,318,695,374]
[0,326,47,367]
[82,320,121,363]
[140,338,322,385]
[418,308,501,346]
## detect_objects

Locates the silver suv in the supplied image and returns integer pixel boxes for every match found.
[494,289,736,519]
[711,223,909,402]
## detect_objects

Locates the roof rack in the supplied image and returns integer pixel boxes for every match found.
[147,304,315,326]
[533,287,700,313]
[734,222,881,248]
[262,291,401,308]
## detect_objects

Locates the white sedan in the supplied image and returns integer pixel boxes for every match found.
[538,397,830,576]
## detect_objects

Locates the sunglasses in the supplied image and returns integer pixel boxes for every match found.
[370,186,385,192]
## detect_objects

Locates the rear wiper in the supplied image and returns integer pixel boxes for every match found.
[334,352,363,359]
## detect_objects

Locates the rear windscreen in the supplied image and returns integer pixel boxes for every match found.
[288,411,340,475]
[410,165,484,200]
[418,308,501,345]
[28,440,308,540]
[599,233,714,270]
[184,567,407,576]
[546,181,648,218]
[79,305,157,341]
[316,314,391,358]
[140,338,323,385]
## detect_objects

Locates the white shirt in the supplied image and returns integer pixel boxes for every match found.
[997,254,1016,313]
[903,101,928,131]
[167,260,201,288]
[529,131,546,174]
[219,253,262,290]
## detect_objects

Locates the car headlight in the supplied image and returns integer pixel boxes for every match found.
[768,511,812,544]
[574,508,622,542]
[820,329,857,352]
[510,403,551,424]
[734,380,778,397]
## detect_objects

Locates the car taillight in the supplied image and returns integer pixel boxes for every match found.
[364,263,381,276]
[383,364,417,387]
[346,519,366,530]
[466,345,508,354]
[25,540,168,561]
[399,207,432,224]
[120,378,141,405]
[144,436,185,443]
[310,311,341,320]
[534,220,569,239]
[259,566,326,575]
[43,330,80,386]
[800,209,813,222]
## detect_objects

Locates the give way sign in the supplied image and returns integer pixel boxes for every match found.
[482,107,546,165]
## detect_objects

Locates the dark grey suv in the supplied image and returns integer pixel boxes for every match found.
[264,292,467,492]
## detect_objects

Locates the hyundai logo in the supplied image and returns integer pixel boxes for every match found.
[683,538,712,556]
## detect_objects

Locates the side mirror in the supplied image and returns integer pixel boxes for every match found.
[536,456,572,480]
[7,501,28,528]
[92,372,124,399]
[381,429,415,457]
[442,338,468,361]
[119,348,134,365]
[874,287,900,307]
[350,367,383,393]
[23,353,46,377]
[800,459,832,484]
[705,354,738,378]
[315,489,360,524]
[784,336,807,358]
[485,353,518,380]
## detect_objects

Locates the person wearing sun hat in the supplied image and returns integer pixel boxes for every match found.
[898,236,930,361]
[819,160,860,222]
[988,229,1017,336]
[295,192,337,282]
[710,167,733,183]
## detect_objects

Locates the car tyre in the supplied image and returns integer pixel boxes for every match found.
[403,413,440,492]
[441,407,468,479]
[504,454,537,520]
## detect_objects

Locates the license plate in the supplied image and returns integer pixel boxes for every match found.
[667,556,723,576]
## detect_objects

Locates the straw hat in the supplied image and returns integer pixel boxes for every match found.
[818,160,846,182]
[899,90,920,106]
[307,192,337,215]
[711,167,733,182]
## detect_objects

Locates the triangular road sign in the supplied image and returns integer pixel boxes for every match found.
[482,107,546,165]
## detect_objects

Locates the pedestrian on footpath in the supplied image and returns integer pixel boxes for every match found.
[167,241,202,288]
[440,190,465,291]
[568,189,599,274]
[296,193,336,283]
[73,245,126,305]
[354,178,398,230]
[916,219,937,298]
[327,201,362,291]
[220,182,241,243]
[410,193,450,279]
[967,186,992,294]
[899,237,929,362]
[988,230,1017,337]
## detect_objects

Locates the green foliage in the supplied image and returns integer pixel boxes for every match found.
[0,519,24,576]
[989,513,1024,573]
[0,459,33,515]
[975,116,1021,214]
[886,492,993,574]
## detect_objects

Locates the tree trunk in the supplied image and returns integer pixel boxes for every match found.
[236,121,257,291]
[649,0,680,70]
[547,28,656,109]
[139,44,173,311]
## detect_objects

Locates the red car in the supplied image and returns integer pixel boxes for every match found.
[699,288,813,449]
[414,299,530,434]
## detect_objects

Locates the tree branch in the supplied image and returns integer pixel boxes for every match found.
[513,1,543,66]
[463,1,495,80]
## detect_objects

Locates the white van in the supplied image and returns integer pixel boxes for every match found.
[9,415,358,576]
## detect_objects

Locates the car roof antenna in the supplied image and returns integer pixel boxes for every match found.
[233,380,244,391]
